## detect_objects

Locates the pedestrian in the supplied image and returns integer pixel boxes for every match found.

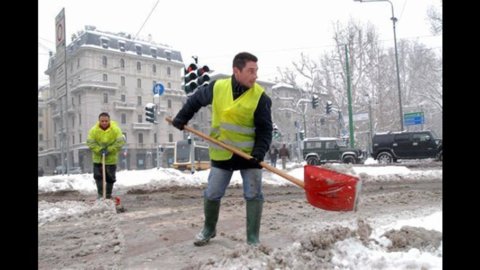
[279,144,290,170]
[269,145,279,167]
[86,112,125,199]
[172,52,272,246]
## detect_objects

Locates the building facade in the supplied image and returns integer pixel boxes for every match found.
[39,26,192,174]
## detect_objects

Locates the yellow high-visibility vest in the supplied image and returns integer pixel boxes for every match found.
[209,78,264,160]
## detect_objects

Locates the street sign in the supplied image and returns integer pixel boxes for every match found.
[404,112,424,126]
[153,83,164,96]
[55,8,66,50]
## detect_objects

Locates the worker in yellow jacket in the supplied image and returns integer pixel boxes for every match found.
[87,112,125,199]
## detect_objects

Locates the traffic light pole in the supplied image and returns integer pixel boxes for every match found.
[345,44,355,148]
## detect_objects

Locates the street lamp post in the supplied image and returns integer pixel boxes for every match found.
[354,0,404,131]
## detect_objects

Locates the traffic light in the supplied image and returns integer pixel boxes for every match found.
[312,94,319,109]
[326,101,333,114]
[298,130,305,140]
[196,65,210,87]
[183,63,198,94]
[145,103,157,123]
[272,124,281,139]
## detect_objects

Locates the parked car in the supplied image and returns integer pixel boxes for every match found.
[53,165,65,175]
[302,137,365,165]
[371,130,442,164]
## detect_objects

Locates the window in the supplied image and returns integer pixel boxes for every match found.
[165,49,172,61]
[325,141,336,149]
[79,113,81,124]
[137,78,142,88]
[79,133,82,143]
[167,99,172,108]
[167,82,171,88]
[78,95,81,105]
[100,37,109,49]
[103,74,108,81]
[119,40,125,52]
[121,94,126,102]
[137,61,141,71]
[152,64,157,73]
[39,134,43,141]
[102,56,107,67]
[137,96,142,106]
[77,58,80,68]
[121,76,125,86]
[154,133,157,144]
[153,80,156,87]
[138,133,144,144]
[103,93,108,103]
[167,67,171,76]
[123,132,127,142]
[121,113,126,124]
[138,114,142,122]
[395,134,410,142]
[151,47,157,58]
[72,135,75,145]
[135,44,142,55]
[168,133,173,142]
[120,59,125,69]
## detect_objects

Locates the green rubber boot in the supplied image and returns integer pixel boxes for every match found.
[246,200,263,245]
[106,182,114,199]
[95,180,103,199]
[194,198,220,246]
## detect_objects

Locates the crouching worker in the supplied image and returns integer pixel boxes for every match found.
[87,112,125,199]
[171,52,273,246]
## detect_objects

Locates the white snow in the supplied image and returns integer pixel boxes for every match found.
[38,158,442,269]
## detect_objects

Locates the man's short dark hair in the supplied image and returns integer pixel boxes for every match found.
[233,52,258,71]
[98,112,110,119]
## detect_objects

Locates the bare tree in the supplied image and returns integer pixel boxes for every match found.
[426,4,442,35]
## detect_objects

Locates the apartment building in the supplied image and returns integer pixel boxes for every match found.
[39,26,193,174]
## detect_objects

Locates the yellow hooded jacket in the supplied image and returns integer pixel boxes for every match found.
[86,120,125,165]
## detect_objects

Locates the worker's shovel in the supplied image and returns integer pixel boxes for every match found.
[165,117,361,211]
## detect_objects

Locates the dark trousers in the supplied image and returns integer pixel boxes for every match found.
[93,163,117,198]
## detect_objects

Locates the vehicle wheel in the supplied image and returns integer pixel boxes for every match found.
[377,152,393,164]
[306,156,319,165]
[342,155,356,164]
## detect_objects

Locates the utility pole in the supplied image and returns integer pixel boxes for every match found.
[345,44,355,148]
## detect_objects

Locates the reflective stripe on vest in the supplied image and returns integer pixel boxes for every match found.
[209,78,264,160]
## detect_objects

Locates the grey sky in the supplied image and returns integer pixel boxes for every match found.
[38,0,442,87]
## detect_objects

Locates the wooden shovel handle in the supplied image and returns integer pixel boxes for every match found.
[166,117,305,188]
[102,152,106,199]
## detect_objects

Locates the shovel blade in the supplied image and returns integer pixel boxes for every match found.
[304,165,361,212]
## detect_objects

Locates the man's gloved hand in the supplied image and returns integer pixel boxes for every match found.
[172,117,187,131]
[100,148,108,155]
[248,154,263,169]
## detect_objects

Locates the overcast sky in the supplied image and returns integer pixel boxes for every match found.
[38,0,442,87]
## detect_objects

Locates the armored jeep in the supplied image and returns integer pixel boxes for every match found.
[302,137,365,165]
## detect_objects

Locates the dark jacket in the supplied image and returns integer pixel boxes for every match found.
[173,75,273,170]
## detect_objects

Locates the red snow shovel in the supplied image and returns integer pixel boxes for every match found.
[165,117,361,212]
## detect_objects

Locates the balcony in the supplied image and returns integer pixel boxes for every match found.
[114,101,136,111]
[132,122,153,131]
[69,80,118,93]
[67,105,76,114]
[52,109,61,119]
